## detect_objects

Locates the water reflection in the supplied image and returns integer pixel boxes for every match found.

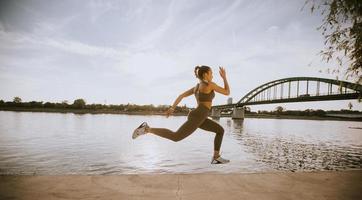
[228,118,362,172]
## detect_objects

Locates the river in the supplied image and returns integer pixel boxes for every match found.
[0,111,361,174]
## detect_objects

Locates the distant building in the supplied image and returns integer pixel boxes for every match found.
[227,97,232,104]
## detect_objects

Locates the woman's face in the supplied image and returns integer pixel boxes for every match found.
[204,69,213,82]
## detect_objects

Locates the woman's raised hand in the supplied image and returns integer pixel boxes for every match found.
[219,66,227,79]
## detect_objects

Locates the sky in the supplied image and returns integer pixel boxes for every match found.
[0,0,361,111]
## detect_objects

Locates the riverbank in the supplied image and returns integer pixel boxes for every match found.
[1,170,361,200]
[1,107,361,121]
[241,113,362,121]
[0,107,187,116]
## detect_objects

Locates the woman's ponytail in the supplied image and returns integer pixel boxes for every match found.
[194,65,210,82]
[194,66,200,78]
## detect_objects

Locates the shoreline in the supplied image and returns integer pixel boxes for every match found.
[239,113,362,122]
[1,107,361,122]
[1,170,361,199]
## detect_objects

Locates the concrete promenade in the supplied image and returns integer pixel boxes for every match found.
[1,170,361,200]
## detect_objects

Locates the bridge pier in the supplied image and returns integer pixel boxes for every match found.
[210,107,221,118]
[231,106,245,119]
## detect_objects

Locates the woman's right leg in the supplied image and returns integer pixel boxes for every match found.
[147,116,204,142]
[198,118,225,158]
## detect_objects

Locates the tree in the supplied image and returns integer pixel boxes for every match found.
[73,99,86,109]
[13,97,22,103]
[44,102,55,108]
[29,101,43,107]
[305,0,362,83]
[275,106,284,114]
[61,100,69,108]
[348,102,353,110]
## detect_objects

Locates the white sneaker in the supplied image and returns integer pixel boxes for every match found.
[132,122,149,139]
[211,156,230,164]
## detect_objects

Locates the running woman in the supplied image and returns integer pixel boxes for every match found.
[132,66,230,164]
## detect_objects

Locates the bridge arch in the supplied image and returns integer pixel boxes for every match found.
[236,77,362,105]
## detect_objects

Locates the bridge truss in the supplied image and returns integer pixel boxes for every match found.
[212,77,362,109]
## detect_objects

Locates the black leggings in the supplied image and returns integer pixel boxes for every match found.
[150,104,224,151]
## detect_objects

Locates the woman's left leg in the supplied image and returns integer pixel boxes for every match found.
[146,117,201,142]
[146,110,207,142]
[198,118,225,157]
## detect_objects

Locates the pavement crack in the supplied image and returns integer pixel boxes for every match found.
[176,175,182,200]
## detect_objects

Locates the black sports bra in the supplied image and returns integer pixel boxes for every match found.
[194,82,215,102]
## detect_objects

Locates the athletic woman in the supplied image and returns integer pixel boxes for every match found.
[132,66,230,164]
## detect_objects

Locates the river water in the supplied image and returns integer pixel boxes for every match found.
[0,111,361,175]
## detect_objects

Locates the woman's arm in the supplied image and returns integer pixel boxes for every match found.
[210,67,230,95]
[222,77,230,95]
[210,79,230,95]
[165,86,194,118]
[170,86,195,109]
[170,96,182,110]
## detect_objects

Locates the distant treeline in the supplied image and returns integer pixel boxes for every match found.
[0,97,190,113]
[248,105,361,117]
[0,97,360,116]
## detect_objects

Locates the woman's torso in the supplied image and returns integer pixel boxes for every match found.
[194,81,215,110]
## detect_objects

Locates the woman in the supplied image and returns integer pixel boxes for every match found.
[132,66,230,164]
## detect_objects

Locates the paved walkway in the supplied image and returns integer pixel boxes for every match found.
[1,170,361,200]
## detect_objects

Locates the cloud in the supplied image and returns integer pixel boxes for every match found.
[130,0,177,51]
[88,0,118,23]
[0,29,129,59]
[32,14,80,36]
